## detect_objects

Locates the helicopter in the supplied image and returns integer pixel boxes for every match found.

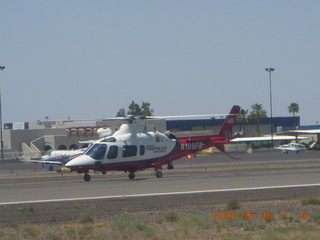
[65,105,241,181]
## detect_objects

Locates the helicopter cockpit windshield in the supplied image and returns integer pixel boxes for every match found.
[85,143,107,160]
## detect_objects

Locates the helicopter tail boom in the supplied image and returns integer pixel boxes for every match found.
[217,105,240,140]
[175,105,240,155]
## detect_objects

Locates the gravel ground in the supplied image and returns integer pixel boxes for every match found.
[1,187,319,228]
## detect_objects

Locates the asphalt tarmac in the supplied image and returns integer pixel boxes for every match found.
[1,149,320,205]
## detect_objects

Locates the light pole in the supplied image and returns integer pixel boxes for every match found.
[265,67,275,146]
[0,66,4,159]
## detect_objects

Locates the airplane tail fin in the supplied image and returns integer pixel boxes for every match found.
[217,105,240,140]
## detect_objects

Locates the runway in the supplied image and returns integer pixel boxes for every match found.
[1,150,320,205]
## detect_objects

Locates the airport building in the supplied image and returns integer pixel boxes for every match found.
[166,116,300,135]
[1,116,302,159]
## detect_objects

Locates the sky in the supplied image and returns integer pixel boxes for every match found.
[1,0,320,125]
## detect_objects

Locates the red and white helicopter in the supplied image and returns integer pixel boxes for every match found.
[65,105,241,181]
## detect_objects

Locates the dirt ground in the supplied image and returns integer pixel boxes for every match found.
[1,157,320,230]
[1,188,319,228]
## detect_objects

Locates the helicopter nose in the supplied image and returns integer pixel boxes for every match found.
[66,155,94,168]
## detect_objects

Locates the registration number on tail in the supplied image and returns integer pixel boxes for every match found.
[180,142,204,151]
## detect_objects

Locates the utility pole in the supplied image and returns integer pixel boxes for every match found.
[265,67,275,146]
[0,66,5,159]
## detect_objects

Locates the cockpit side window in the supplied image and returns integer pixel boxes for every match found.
[86,143,107,160]
[107,145,118,159]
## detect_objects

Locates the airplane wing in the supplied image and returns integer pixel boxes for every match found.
[21,159,64,165]
[276,129,320,142]
[274,147,305,151]
[274,146,307,152]
[231,135,308,142]
[277,129,320,135]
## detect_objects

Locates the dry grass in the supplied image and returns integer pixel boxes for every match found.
[1,197,320,239]
[0,209,320,240]
[301,197,320,206]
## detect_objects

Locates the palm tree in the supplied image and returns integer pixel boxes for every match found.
[249,104,267,136]
[236,109,249,135]
[288,103,299,128]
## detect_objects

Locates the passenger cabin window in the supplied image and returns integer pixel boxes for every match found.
[122,145,137,158]
[86,143,107,160]
[107,145,118,159]
[140,145,145,155]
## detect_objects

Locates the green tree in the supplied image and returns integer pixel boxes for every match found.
[116,101,154,117]
[141,101,154,117]
[249,104,267,136]
[127,101,142,116]
[288,103,299,127]
[116,108,126,117]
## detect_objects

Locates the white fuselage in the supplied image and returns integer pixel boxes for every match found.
[66,123,177,171]
[275,143,306,153]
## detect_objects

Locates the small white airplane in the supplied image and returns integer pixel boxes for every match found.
[21,127,113,170]
[64,105,241,182]
[273,128,320,153]
[274,142,307,154]
[23,149,86,171]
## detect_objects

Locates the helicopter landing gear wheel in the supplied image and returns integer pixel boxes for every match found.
[101,168,107,175]
[84,173,91,182]
[167,162,174,170]
[128,172,135,180]
[155,170,163,178]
